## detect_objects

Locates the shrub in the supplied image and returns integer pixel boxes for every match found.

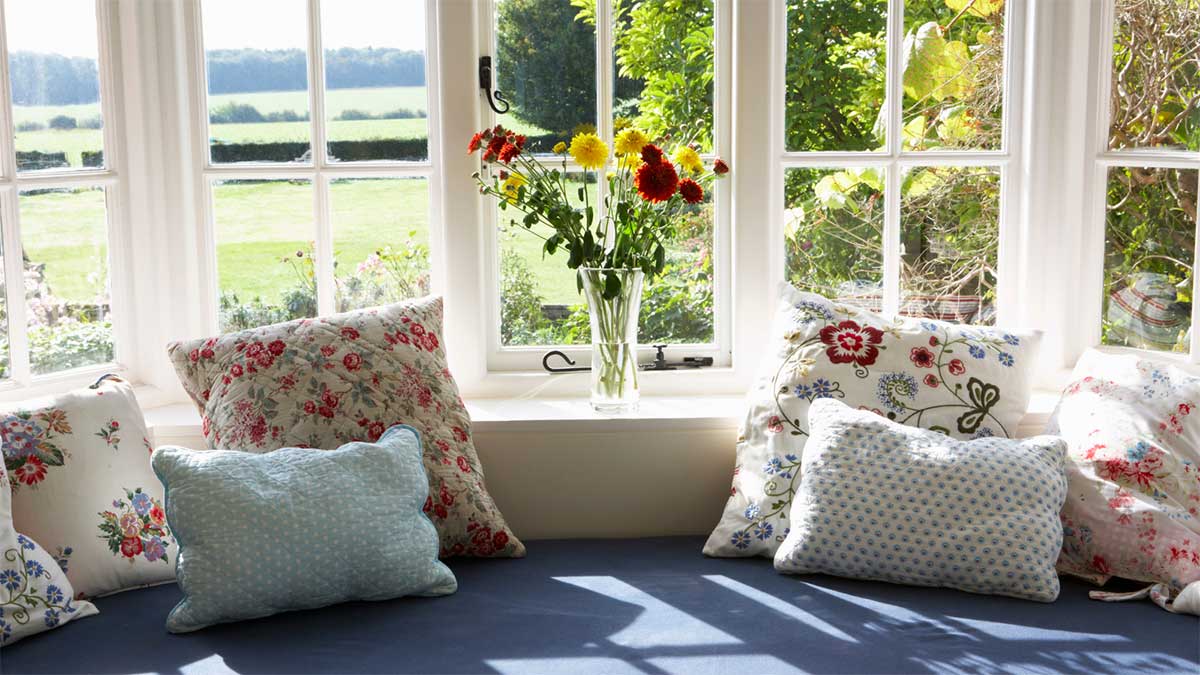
[47,115,77,130]
[335,108,372,121]
[15,120,44,132]
[78,116,103,129]
[27,319,114,373]
[379,108,424,120]
[209,102,265,124]
[264,109,307,122]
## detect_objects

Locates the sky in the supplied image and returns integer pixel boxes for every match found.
[4,0,426,59]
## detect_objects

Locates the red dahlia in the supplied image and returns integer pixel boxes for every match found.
[635,159,679,203]
[498,142,521,163]
[641,144,664,164]
[713,158,730,175]
[468,132,483,154]
[678,178,704,204]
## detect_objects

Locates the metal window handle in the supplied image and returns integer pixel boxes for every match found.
[478,56,510,115]
[542,350,589,373]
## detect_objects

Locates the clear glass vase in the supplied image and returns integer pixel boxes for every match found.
[579,268,643,414]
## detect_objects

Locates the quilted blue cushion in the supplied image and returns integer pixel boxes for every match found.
[153,425,456,633]
[775,399,1068,602]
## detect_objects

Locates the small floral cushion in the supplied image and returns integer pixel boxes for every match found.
[167,297,524,558]
[3,377,174,598]
[1048,349,1200,591]
[704,284,1042,558]
[1,460,98,645]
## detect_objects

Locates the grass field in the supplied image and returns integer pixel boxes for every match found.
[20,188,110,303]
[13,85,552,167]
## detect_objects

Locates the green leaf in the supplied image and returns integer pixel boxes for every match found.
[903,22,974,103]
[945,0,1004,18]
[814,175,847,210]
[603,271,622,300]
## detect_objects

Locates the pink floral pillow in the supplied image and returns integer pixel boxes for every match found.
[1048,349,1200,590]
[167,297,524,558]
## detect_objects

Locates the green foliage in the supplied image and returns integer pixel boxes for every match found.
[210,102,266,124]
[27,320,113,373]
[47,115,77,130]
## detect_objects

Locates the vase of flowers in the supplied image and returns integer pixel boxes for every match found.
[469,123,728,413]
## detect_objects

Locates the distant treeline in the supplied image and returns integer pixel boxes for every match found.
[9,48,426,106]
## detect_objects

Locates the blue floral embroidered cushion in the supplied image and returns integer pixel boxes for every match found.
[774,399,1068,602]
[2,377,174,598]
[153,425,457,633]
[705,284,1042,558]
[1,457,97,645]
[167,298,523,558]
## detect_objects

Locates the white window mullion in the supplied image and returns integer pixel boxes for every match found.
[881,0,904,316]
[1,187,31,385]
[1191,169,1200,363]
[306,0,335,315]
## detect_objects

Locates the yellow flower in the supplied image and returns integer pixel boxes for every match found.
[613,117,631,132]
[552,141,567,154]
[568,133,609,170]
[616,152,640,171]
[614,127,649,156]
[673,146,703,174]
[501,172,527,203]
[572,122,597,136]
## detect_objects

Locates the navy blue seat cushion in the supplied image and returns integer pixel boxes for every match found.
[4,537,1197,674]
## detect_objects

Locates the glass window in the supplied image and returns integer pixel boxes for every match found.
[1102,166,1198,352]
[5,0,106,171]
[330,177,431,310]
[202,0,311,164]
[20,187,114,374]
[900,166,999,324]
[321,0,428,162]
[1108,0,1199,152]
[213,179,316,332]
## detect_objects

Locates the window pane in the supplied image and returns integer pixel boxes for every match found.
[213,179,315,332]
[5,0,106,171]
[496,0,596,154]
[785,167,885,307]
[20,187,113,374]
[1102,166,1199,352]
[1109,0,1200,152]
[322,0,428,162]
[902,0,1005,151]
[203,0,311,163]
[900,166,999,324]
[612,0,714,152]
[330,178,431,310]
[785,1,887,152]
[499,171,594,346]
[0,233,9,379]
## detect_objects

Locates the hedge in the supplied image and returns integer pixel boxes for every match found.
[207,133,563,164]
[16,151,69,171]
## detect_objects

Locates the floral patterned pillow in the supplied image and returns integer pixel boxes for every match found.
[3,377,175,598]
[167,297,524,558]
[1,458,98,645]
[1048,349,1200,593]
[704,284,1042,558]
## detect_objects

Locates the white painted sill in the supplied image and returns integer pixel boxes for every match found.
[143,388,1065,443]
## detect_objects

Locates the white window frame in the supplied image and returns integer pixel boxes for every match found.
[0,0,134,398]
[767,0,1026,332]
[1078,0,1200,365]
[473,0,734,374]
[181,0,444,336]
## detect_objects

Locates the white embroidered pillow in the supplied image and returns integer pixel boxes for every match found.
[3,377,174,598]
[1,461,98,645]
[704,284,1042,558]
[1048,349,1200,590]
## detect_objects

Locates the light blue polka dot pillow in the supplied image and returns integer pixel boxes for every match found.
[153,425,457,633]
[774,399,1068,602]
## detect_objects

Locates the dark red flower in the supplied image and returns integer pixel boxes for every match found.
[713,158,730,175]
[514,135,526,148]
[434,504,448,519]
[320,344,336,357]
[303,400,317,414]
[268,340,285,356]
[929,335,939,346]
[423,333,439,351]
[410,323,426,336]
[909,347,935,368]
[468,132,483,154]
[635,160,679,203]
[924,374,939,388]
[318,406,335,419]
[818,320,884,367]
[120,536,143,558]
[322,390,339,408]
[1092,555,1111,576]
[948,359,966,376]
[457,456,471,473]
[641,144,664,164]
[484,135,506,161]
[678,178,704,204]
[343,353,363,371]
[230,364,244,377]
[440,487,455,507]
[368,422,385,440]
[493,531,509,549]
[341,326,360,340]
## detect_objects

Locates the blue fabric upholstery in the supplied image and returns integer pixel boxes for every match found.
[4,537,1197,674]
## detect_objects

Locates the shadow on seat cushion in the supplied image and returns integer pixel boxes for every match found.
[5,538,1198,674]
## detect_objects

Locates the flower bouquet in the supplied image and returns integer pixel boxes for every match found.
[469,123,728,413]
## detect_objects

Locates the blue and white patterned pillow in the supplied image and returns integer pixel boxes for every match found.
[153,425,457,633]
[774,399,1068,602]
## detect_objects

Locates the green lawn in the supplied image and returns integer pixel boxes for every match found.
[20,188,110,302]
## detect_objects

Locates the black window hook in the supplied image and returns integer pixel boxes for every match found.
[479,56,510,115]
[542,350,589,373]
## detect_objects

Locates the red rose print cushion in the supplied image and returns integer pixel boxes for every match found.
[168,297,524,558]
[704,284,1042,559]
